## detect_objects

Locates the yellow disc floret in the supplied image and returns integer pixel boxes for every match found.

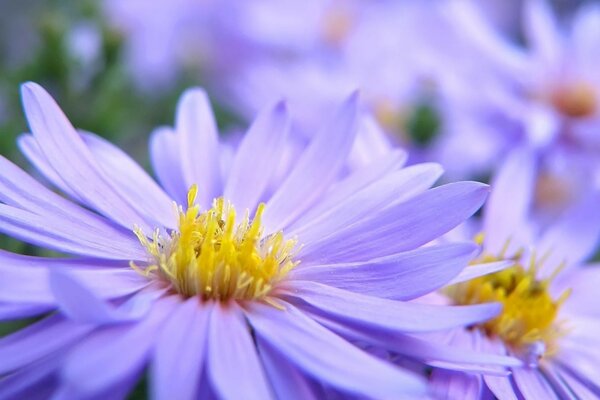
[132,185,299,301]
[446,246,570,359]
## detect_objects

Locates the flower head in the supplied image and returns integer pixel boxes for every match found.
[0,82,515,399]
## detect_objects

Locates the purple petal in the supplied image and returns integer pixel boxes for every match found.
[449,260,514,285]
[207,302,273,400]
[0,204,145,259]
[0,253,146,304]
[61,296,178,396]
[537,192,600,273]
[281,281,501,333]
[292,163,444,245]
[0,303,51,320]
[430,369,482,400]
[256,336,317,400]
[152,297,210,400]
[483,146,536,256]
[288,149,407,229]
[512,368,559,400]
[48,270,154,324]
[523,0,561,65]
[175,88,222,208]
[263,92,359,232]
[81,132,175,229]
[20,82,156,232]
[149,127,188,205]
[292,243,477,300]
[0,354,59,400]
[246,302,426,398]
[0,315,92,374]
[300,182,489,264]
[224,101,290,213]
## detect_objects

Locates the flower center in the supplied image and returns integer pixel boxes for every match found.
[446,244,570,362]
[132,185,299,301]
[550,82,597,118]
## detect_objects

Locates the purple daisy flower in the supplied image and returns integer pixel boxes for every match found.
[427,147,600,399]
[0,83,517,399]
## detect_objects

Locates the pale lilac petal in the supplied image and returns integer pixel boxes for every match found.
[152,297,210,400]
[315,314,521,369]
[48,270,154,324]
[448,261,514,285]
[523,0,562,65]
[246,302,426,398]
[20,82,156,232]
[512,368,559,400]
[17,134,83,203]
[291,163,444,244]
[0,354,58,400]
[0,315,92,374]
[483,147,536,255]
[292,243,477,300]
[0,204,145,259]
[572,4,600,73]
[0,155,143,255]
[281,281,501,333]
[207,303,273,400]
[541,364,579,400]
[256,336,317,400]
[294,149,406,225]
[175,88,221,208]
[554,365,600,399]
[480,337,519,400]
[430,369,482,400]
[301,182,489,264]
[537,192,600,273]
[224,101,290,213]
[61,296,178,396]
[81,132,175,229]
[149,126,188,205]
[0,303,51,320]
[0,255,145,304]
[263,92,359,232]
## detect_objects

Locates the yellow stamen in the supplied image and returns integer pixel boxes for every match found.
[446,237,570,359]
[132,185,300,301]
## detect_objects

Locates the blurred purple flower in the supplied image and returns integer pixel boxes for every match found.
[427,147,600,399]
[0,83,517,398]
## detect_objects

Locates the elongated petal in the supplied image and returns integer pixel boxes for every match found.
[246,302,426,399]
[256,336,317,400]
[537,192,600,273]
[290,149,406,227]
[224,101,290,213]
[175,88,221,208]
[81,132,175,229]
[0,255,145,304]
[449,261,514,285]
[152,297,210,400]
[292,243,477,300]
[524,0,561,65]
[0,354,58,399]
[61,296,177,396]
[512,368,559,400]
[0,155,142,254]
[301,182,489,263]
[149,127,188,205]
[484,147,536,255]
[0,204,145,259]
[263,92,359,232]
[281,281,501,333]
[207,303,273,400]
[0,303,51,320]
[292,163,443,243]
[48,270,154,324]
[21,82,156,232]
[0,315,92,374]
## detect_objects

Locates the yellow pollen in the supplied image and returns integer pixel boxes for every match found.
[550,82,597,118]
[446,241,570,358]
[132,185,299,301]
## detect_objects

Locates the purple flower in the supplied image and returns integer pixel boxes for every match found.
[428,147,600,398]
[0,83,518,398]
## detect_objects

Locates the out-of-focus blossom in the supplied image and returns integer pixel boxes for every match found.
[426,148,600,399]
[0,83,520,398]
